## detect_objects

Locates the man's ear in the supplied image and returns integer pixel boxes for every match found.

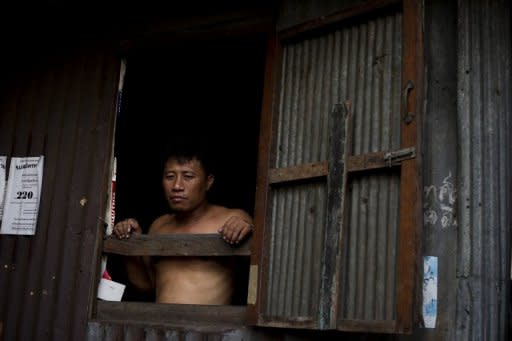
[206,175,214,191]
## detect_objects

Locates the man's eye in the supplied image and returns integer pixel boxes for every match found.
[184,174,194,180]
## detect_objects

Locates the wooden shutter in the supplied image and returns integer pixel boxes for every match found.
[248,0,422,333]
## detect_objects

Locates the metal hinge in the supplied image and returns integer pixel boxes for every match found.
[384,147,416,167]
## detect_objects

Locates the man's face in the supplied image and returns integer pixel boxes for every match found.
[162,157,213,212]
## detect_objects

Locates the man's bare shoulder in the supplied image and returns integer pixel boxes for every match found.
[148,214,175,235]
[209,205,253,223]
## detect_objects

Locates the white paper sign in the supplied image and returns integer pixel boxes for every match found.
[0,156,44,235]
[0,156,6,221]
[97,278,125,301]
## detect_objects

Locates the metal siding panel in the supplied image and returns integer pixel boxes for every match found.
[2,68,43,341]
[266,9,402,325]
[86,323,256,341]
[265,182,326,321]
[456,1,511,340]
[339,11,402,322]
[17,63,58,341]
[0,48,119,341]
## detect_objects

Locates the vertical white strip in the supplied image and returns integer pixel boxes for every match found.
[100,59,127,284]
[422,256,438,328]
[0,156,7,221]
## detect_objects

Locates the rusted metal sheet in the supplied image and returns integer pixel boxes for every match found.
[257,0,407,329]
[0,47,119,341]
[455,1,511,340]
[264,181,327,326]
[87,321,253,341]
[336,9,404,327]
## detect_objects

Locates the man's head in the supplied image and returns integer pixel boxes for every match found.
[160,142,214,212]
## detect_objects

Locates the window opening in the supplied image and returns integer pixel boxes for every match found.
[106,36,266,305]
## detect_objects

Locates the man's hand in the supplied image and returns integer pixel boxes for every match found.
[218,216,254,244]
[113,218,142,239]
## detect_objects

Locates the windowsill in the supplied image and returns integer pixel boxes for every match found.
[95,300,248,329]
[103,234,251,256]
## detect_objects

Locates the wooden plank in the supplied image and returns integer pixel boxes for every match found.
[268,161,328,184]
[267,149,414,184]
[348,151,389,172]
[395,0,423,334]
[320,102,352,329]
[103,234,251,256]
[96,301,247,327]
[279,0,401,40]
[248,33,281,325]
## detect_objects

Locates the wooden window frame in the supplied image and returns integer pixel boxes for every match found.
[247,0,423,334]
[89,9,274,329]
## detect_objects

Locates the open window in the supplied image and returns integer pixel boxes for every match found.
[97,34,267,319]
[95,0,423,333]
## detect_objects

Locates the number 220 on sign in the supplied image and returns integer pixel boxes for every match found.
[16,191,34,199]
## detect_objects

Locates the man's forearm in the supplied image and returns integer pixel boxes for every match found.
[125,256,153,292]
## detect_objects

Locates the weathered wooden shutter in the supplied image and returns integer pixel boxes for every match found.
[248,0,422,333]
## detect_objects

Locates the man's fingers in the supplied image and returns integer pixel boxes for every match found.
[236,225,252,243]
[221,222,251,244]
[113,219,140,239]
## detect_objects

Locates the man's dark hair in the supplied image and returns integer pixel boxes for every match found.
[159,138,214,177]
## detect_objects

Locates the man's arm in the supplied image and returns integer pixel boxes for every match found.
[113,218,153,292]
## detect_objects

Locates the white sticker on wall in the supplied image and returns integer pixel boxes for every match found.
[0,156,6,221]
[422,256,438,328]
[0,156,44,235]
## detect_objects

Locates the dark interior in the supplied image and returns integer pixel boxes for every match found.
[109,35,266,303]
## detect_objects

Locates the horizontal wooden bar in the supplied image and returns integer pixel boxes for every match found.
[96,301,247,327]
[268,153,401,185]
[103,234,251,256]
[259,316,317,329]
[347,151,389,172]
[279,0,401,40]
[268,161,328,184]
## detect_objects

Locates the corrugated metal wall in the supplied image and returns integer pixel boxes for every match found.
[265,9,402,323]
[0,1,509,340]
[455,0,511,340]
[0,47,119,341]
[338,11,402,322]
[87,322,253,341]
[418,0,459,339]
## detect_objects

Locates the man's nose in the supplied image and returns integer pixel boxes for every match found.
[172,177,184,190]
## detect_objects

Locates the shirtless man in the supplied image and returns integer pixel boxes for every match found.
[113,150,253,305]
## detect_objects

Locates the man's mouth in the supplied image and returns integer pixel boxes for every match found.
[170,196,186,203]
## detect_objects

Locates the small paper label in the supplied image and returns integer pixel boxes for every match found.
[422,256,438,328]
[97,278,125,301]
